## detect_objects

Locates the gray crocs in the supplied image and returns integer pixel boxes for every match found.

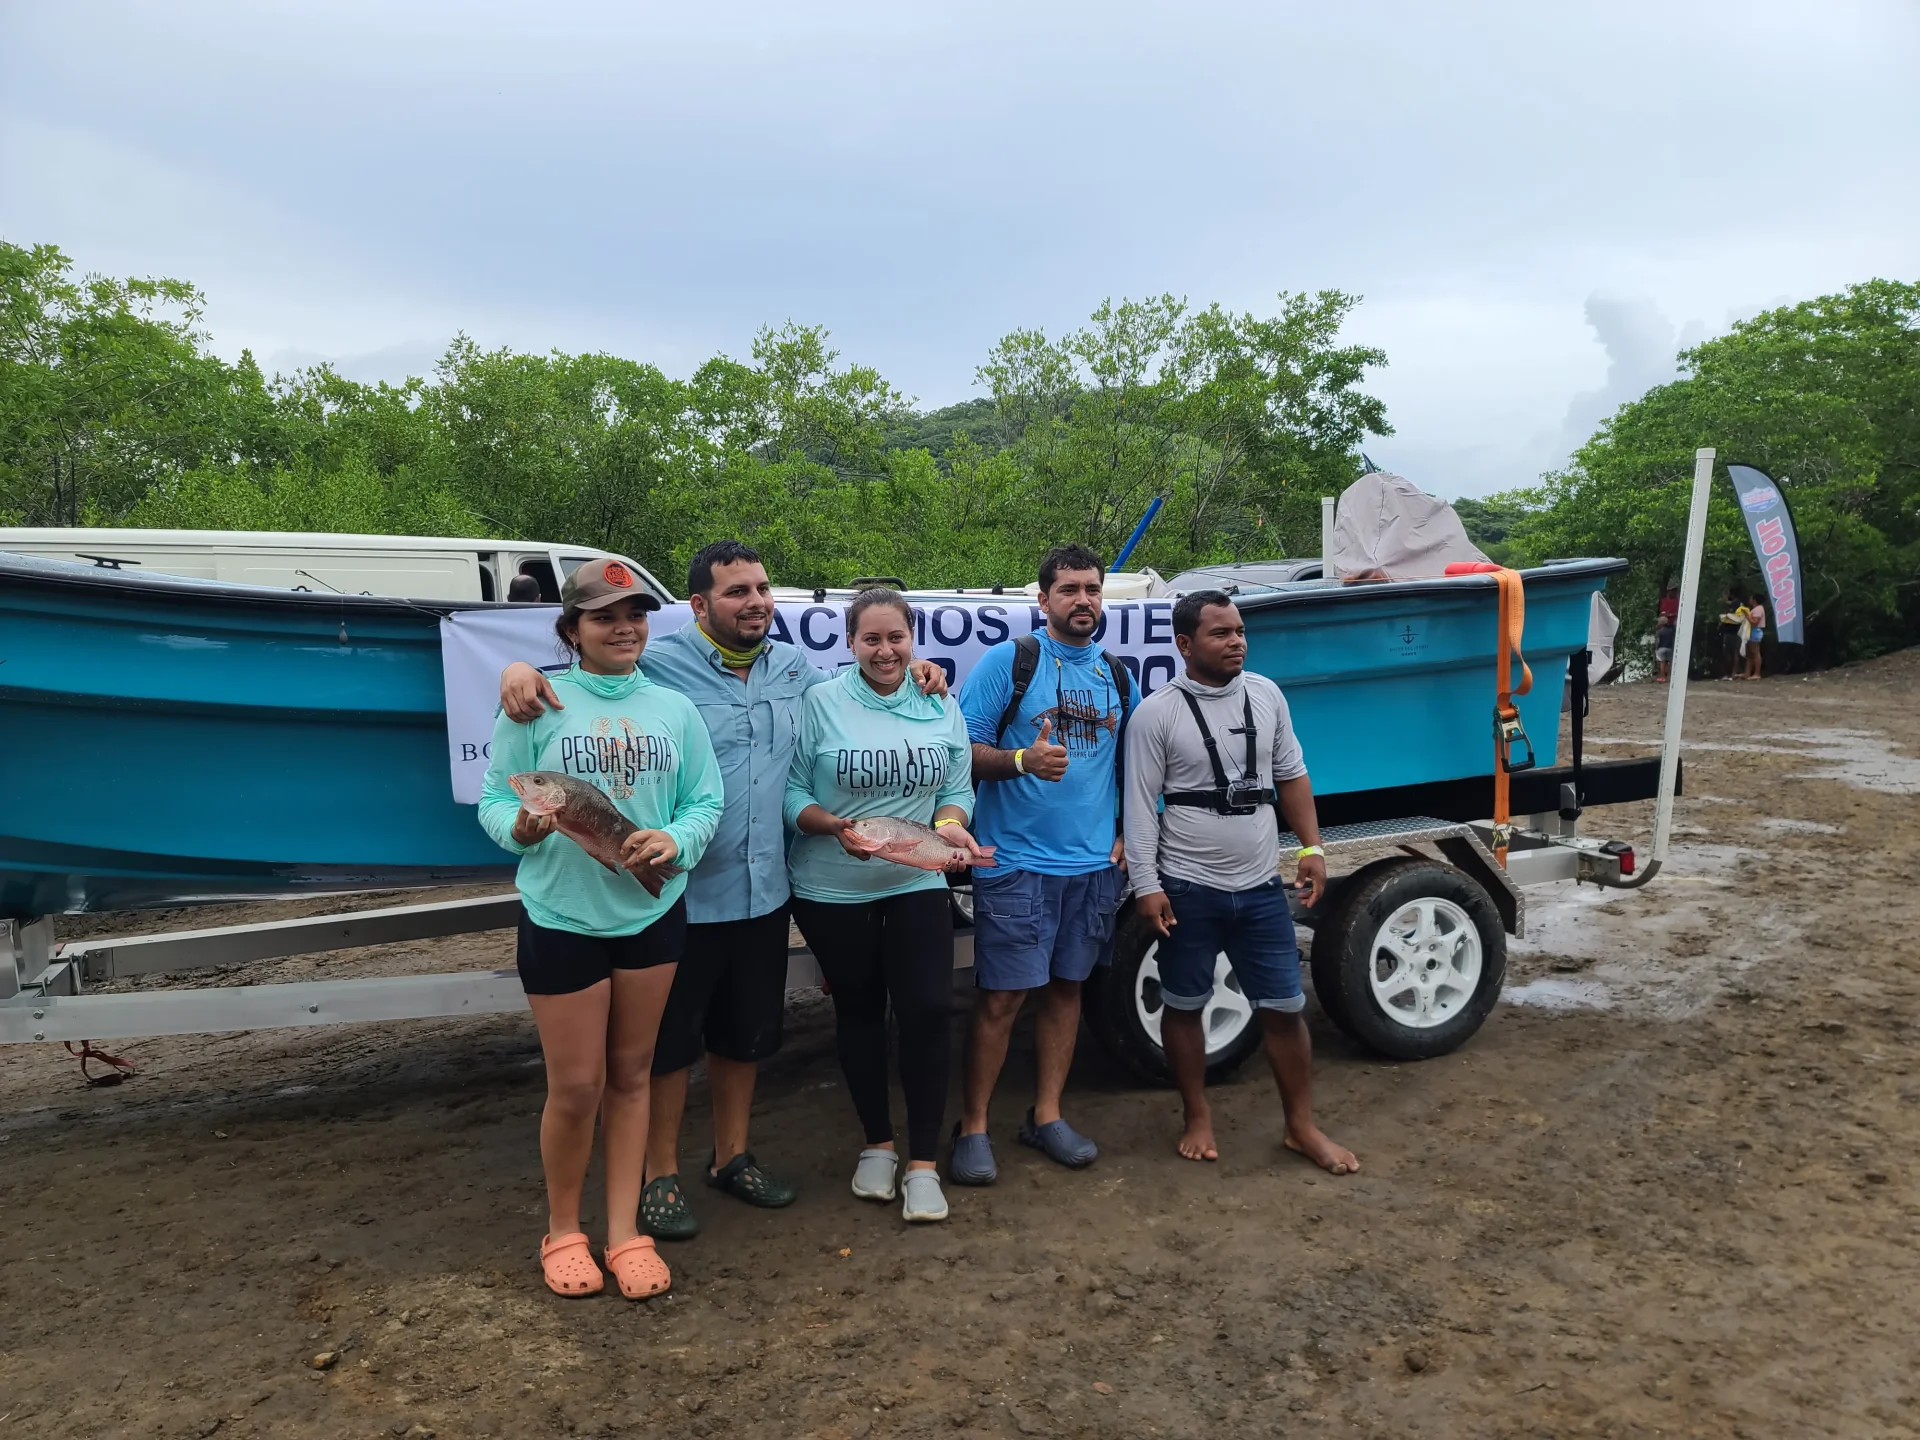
[949,1124,998,1186]
[1018,1107,1099,1168]
[851,1147,899,1202]
[901,1168,949,1223]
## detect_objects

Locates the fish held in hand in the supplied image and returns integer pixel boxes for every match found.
[509,771,683,887]
[843,817,996,871]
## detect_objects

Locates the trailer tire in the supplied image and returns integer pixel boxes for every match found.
[1085,907,1263,1086]
[1309,858,1505,1061]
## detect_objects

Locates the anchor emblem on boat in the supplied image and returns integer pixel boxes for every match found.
[1397,623,1418,646]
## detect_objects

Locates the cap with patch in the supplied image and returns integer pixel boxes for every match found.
[561,557,662,612]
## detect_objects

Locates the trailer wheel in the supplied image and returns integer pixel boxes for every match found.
[1086,908,1263,1085]
[1309,859,1505,1061]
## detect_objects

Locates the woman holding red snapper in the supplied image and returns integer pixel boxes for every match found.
[479,559,723,1299]
[784,589,987,1224]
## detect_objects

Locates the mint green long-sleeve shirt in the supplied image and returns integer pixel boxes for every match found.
[782,665,973,904]
[479,666,723,937]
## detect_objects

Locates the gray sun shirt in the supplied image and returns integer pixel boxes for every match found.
[1122,671,1309,897]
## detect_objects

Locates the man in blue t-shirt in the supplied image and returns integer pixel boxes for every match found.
[951,543,1130,1183]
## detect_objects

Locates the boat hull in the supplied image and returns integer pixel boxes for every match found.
[0,555,513,918]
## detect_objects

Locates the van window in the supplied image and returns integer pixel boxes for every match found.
[558,554,592,579]
[518,559,560,602]
[478,567,495,602]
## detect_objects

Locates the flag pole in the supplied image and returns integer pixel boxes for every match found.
[1616,445,1713,888]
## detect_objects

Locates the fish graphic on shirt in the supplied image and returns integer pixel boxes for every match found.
[1028,701,1120,749]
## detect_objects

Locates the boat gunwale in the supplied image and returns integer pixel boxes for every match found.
[1226,556,1626,614]
[0,549,495,618]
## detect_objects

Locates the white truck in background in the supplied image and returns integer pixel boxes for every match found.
[0,529,675,604]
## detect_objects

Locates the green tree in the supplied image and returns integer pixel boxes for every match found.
[425,336,698,576]
[0,242,275,524]
[975,291,1391,575]
[1511,279,1920,666]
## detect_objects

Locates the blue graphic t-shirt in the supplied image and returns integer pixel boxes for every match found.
[958,633,1125,875]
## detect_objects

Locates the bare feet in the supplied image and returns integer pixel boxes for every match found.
[1177,1112,1218,1162]
[1284,1124,1359,1176]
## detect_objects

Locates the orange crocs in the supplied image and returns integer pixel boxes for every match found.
[604,1235,672,1300]
[540,1231,605,1297]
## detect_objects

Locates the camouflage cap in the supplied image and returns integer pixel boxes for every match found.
[560,557,662,612]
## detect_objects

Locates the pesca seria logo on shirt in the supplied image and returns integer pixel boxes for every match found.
[835,743,949,800]
[561,716,677,800]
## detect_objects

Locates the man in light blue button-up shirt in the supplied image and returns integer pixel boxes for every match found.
[500,540,947,1241]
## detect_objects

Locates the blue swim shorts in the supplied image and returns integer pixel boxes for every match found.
[971,865,1126,991]
[1154,874,1304,1014]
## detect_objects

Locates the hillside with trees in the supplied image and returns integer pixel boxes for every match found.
[0,242,1388,592]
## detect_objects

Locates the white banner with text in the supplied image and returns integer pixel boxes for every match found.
[439,598,1185,802]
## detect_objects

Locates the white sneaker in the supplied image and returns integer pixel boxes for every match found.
[901,1168,949,1223]
[851,1148,899,1202]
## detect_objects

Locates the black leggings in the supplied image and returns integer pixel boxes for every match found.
[789,889,954,1164]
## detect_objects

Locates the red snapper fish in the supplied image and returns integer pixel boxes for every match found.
[843,817,996,871]
[509,771,682,894]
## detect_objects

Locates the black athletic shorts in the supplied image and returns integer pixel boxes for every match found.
[651,905,792,1075]
[515,899,688,997]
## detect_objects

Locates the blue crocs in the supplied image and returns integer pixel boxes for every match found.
[949,1124,998,1186]
[1018,1108,1098,1169]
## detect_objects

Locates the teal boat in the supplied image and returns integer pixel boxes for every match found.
[1230,558,1618,799]
[0,550,1626,920]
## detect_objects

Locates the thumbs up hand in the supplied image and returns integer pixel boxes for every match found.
[1023,715,1070,781]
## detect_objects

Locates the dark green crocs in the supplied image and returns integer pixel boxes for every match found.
[641,1174,699,1240]
[706,1151,798,1209]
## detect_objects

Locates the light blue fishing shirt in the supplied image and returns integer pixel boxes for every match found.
[782,666,974,904]
[639,627,824,924]
[479,666,723,937]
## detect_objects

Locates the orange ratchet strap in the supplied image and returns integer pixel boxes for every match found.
[1447,562,1536,866]
[1490,568,1535,865]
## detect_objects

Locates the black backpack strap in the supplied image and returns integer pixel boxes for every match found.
[1102,649,1132,717]
[993,634,1043,746]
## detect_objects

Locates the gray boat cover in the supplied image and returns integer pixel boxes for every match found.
[1330,471,1489,579]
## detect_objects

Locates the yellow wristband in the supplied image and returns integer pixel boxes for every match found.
[1013,748,1026,774]
[934,817,961,829]
[1296,845,1324,859]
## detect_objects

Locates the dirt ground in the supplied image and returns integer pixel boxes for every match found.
[4,651,1918,1440]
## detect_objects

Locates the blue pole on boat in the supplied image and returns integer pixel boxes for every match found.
[1112,495,1165,571]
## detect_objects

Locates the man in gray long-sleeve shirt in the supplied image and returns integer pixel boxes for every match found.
[1124,591,1358,1175]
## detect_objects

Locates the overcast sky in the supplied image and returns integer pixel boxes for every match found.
[4,1,1917,497]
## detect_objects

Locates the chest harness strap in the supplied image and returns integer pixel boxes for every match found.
[1164,688,1277,816]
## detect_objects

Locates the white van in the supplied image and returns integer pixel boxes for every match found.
[0,529,676,604]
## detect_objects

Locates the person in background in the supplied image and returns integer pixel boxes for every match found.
[1743,593,1768,680]
[951,544,1130,1183]
[1716,592,1746,679]
[506,573,544,603]
[1123,590,1357,1176]
[497,542,948,1242]
[1653,584,1679,683]
[478,558,724,1301]
[784,589,986,1224]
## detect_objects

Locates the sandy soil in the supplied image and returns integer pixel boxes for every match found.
[3,651,1918,1440]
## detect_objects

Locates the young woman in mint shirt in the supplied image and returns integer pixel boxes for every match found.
[479,558,723,1301]
[784,589,987,1223]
